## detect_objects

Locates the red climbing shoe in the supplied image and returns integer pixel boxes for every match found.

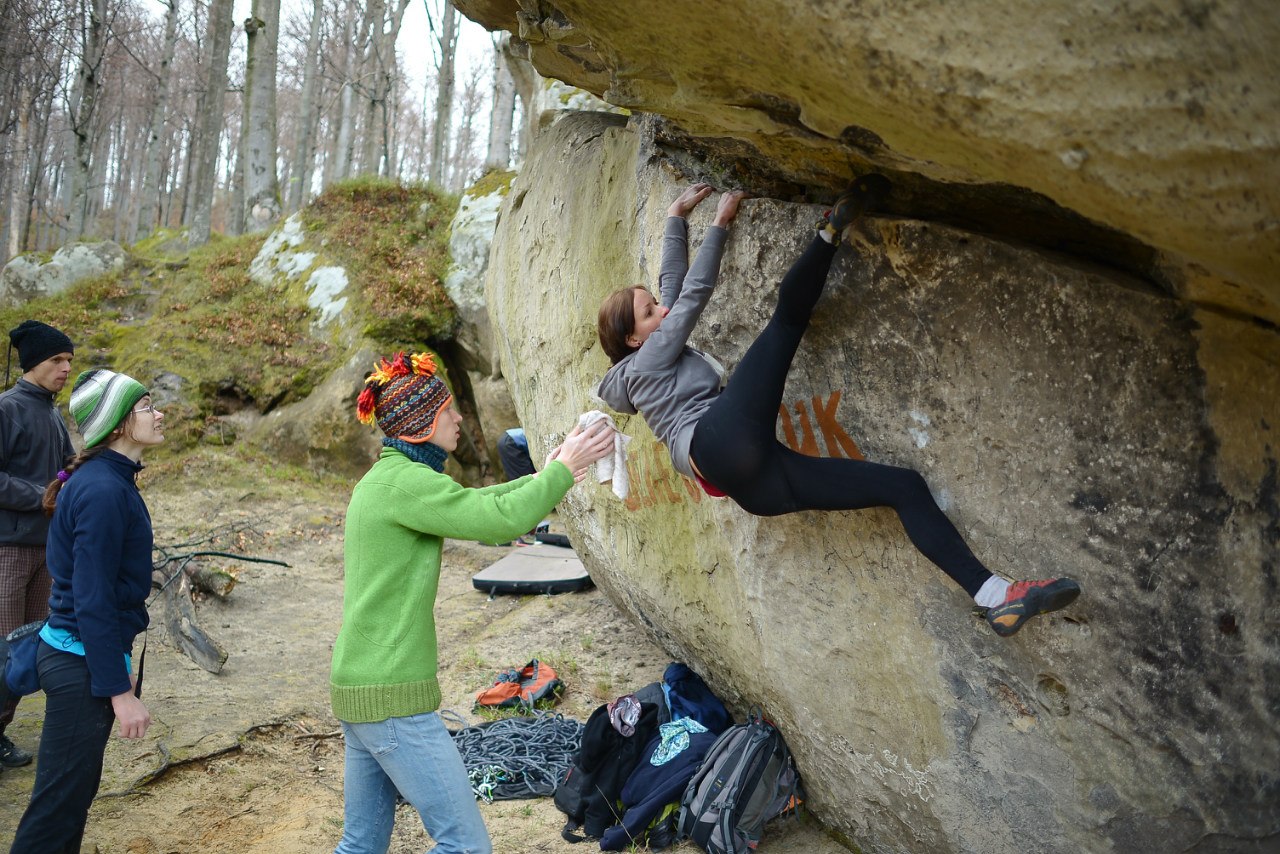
[819,173,891,243]
[985,577,1081,637]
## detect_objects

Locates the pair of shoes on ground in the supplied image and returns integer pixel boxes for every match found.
[985,577,1081,637]
[0,734,32,768]
[819,173,892,243]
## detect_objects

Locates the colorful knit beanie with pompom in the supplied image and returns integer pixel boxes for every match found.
[356,352,453,444]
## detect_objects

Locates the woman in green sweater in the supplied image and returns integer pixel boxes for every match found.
[330,351,613,854]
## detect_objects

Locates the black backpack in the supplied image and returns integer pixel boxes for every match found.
[553,699,661,841]
[677,710,802,854]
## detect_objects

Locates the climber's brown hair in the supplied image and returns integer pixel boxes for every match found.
[597,286,646,365]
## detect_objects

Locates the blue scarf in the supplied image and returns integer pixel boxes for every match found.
[383,437,448,472]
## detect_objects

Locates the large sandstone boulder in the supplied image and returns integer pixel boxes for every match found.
[484,111,1277,853]
[248,212,354,343]
[0,241,126,306]
[445,187,506,376]
[240,206,499,484]
[244,348,383,478]
[456,0,1280,328]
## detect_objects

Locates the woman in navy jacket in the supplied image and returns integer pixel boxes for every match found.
[10,368,163,853]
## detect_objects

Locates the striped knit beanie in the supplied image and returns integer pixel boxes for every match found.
[356,352,453,444]
[69,368,148,449]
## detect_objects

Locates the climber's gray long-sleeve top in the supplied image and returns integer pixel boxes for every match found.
[596,216,729,479]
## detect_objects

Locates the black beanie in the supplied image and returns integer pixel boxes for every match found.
[8,320,74,371]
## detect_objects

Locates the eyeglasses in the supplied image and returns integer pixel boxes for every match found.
[132,403,159,415]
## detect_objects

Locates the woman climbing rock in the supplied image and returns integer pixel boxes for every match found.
[595,178,1079,636]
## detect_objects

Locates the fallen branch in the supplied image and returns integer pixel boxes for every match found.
[147,539,289,672]
[291,730,342,741]
[187,562,237,598]
[160,573,227,674]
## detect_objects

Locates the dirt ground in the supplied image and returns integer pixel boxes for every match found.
[0,464,848,854]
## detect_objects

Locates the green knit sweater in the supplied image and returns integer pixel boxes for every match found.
[330,447,575,723]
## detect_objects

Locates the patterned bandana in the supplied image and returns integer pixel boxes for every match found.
[69,368,148,449]
[356,351,453,444]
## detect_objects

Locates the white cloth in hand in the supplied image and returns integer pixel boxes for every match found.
[578,410,630,499]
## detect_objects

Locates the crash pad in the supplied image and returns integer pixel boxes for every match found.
[472,543,593,595]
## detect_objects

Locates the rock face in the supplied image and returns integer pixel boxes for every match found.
[0,241,126,306]
[445,188,506,376]
[244,348,383,479]
[484,112,1278,853]
[241,211,497,482]
[248,213,351,338]
[456,0,1280,328]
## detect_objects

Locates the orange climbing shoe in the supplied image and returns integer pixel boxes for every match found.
[985,577,1081,637]
[819,173,891,242]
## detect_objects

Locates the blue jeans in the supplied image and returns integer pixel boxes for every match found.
[334,711,491,854]
[10,643,115,854]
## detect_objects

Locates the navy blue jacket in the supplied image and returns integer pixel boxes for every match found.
[0,378,75,545]
[45,450,152,697]
[600,729,718,851]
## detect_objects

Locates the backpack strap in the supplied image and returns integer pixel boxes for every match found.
[561,820,588,843]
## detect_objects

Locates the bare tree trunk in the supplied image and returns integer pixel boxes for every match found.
[228,111,243,235]
[132,0,179,242]
[187,0,235,246]
[498,35,537,165]
[5,80,31,258]
[355,0,386,176]
[329,13,355,183]
[376,0,411,176]
[63,0,110,242]
[428,0,457,188]
[19,32,64,254]
[451,62,485,190]
[179,113,198,226]
[286,0,323,211]
[485,34,515,172]
[110,112,129,241]
[333,80,355,182]
[241,0,281,232]
[411,78,430,178]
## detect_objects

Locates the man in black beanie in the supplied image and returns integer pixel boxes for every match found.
[0,320,75,768]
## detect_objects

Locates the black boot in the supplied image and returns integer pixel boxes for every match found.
[0,732,32,767]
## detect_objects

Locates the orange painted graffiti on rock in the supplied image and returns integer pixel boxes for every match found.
[622,391,863,511]
[779,390,864,459]
[623,439,703,511]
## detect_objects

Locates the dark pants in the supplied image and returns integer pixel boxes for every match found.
[9,643,115,854]
[497,433,536,481]
[689,236,992,597]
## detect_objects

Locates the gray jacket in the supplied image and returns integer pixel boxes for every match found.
[0,378,75,545]
[597,217,729,479]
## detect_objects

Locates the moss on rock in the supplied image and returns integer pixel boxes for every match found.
[0,177,464,466]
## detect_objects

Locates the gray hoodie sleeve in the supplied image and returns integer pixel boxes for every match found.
[631,218,729,373]
[657,216,690,308]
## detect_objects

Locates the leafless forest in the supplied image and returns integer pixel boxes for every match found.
[0,0,522,260]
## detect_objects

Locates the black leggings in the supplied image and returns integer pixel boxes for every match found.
[688,236,992,597]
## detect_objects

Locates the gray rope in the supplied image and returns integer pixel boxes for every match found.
[442,710,584,802]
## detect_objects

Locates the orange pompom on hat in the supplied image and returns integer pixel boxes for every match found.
[356,352,454,444]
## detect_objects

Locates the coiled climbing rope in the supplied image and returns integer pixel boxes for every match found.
[442,710,584,802]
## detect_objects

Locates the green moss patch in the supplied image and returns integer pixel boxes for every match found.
[467,169,516,199]
[0,177,463,461]
[302,177,459,346]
